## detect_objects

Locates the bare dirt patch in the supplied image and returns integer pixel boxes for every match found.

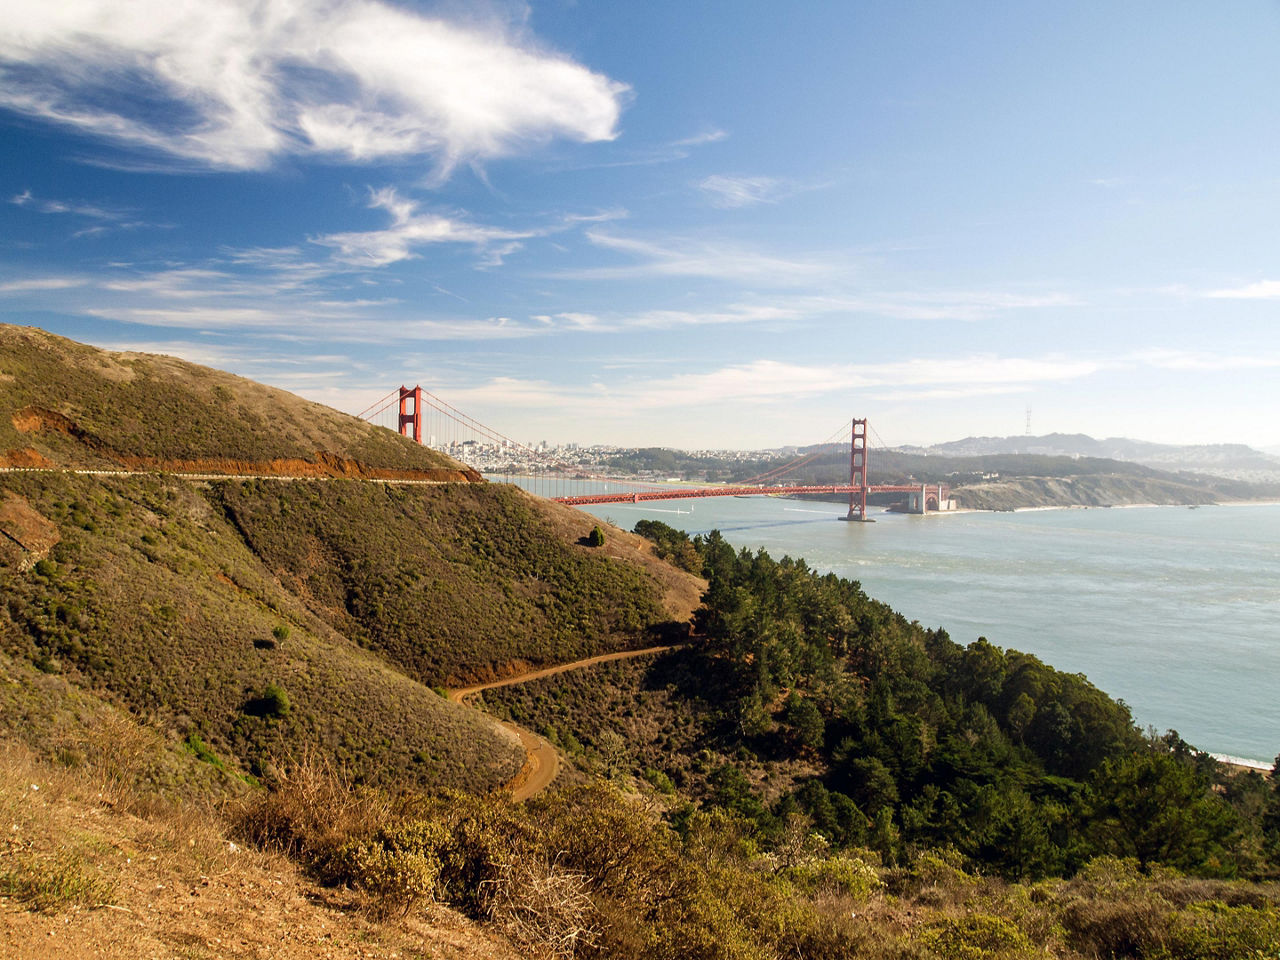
[0,493,60,571]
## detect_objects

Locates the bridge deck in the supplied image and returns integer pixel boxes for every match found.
[554,483,935,507]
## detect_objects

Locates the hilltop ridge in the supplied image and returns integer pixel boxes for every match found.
[0,325,471,479]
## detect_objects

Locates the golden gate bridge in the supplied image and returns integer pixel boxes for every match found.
[358,385,950,521]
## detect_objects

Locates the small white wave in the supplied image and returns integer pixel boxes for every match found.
[1210,753,1272,771]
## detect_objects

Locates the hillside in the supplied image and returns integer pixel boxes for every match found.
[0,325,701,794]
[4,325,1280,959]
[903,432,1280,480]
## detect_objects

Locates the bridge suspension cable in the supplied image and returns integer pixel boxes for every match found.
[357,387,946,513]
[738,419,852,486]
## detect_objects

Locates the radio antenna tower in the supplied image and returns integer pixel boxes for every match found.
[1024,405,1032,436]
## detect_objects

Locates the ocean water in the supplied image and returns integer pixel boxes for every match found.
[572,494,1280,767]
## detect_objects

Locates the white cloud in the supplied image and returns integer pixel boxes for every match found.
[574,231,834,283]
[0,276,89,293]
[10,189,124,220]
[311,187,534,267]
[671,129,729,148]
[536,288,1077,333]
[436,353,1110,418]
[0,0,627,172]
[10,188,159,237]
[1136,349,1280,372]
[1205,280,1280,300]
[619,355,1106,410]
[698,175,783,208]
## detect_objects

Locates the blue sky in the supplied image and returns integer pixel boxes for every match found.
[3,0,1280,450]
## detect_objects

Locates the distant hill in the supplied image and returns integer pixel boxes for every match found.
[612,440,1280,509]
[898,432,1280,481]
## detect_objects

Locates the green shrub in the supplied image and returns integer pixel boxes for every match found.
[1162,901,1280,960]
[336,820,449,916]
[784,854,883,900]
[644,767,676,795]
[183,733,227,772]
[587,525,606,547]
[264,683,289,715]
[272,624,290,642]
[244,682,291,718]
[0,852,115,912]
[918,913,1033,959]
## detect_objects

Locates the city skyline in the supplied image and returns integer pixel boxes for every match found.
[3,2,1280,451]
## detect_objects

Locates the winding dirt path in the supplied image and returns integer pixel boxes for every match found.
[448,645,680,801]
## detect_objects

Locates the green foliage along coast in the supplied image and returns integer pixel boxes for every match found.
[488,519,1280,883]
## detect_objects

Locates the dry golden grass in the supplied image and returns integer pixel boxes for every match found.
[0,739,524,960]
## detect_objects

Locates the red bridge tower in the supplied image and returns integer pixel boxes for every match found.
[845,418,869,522]
[398,385,423,444]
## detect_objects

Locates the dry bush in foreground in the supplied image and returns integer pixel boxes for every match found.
[486,854,600,959]
[231,747,396,870]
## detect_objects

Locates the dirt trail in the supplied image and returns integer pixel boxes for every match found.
[448,645,679,801]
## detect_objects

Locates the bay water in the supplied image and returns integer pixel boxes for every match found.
[574,493,1280,767]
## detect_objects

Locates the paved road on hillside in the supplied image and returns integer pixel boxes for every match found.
[448,645,681,801]
[0,466,456,484]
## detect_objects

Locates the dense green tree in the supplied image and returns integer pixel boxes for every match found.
[1087,749,1241,874]
[783,691,825,753]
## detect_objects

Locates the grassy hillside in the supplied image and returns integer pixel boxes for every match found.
[0,326,701,792]
[7,325,1277,956]
[0,471,523,791]
[0,324,462,475]
[210,479,683,686]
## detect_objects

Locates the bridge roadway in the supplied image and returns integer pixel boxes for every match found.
[554,483,935,507]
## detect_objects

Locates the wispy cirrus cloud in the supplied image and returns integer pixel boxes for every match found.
[569,230,836,283]
[0,276,90,293]
[1137,348,1280,372]
[11,189,124,221]
[697,172,834,209]
[698,175,785,208]
[311,187,535,267]
[434,353,1113,418]
[671,129,729,148]
[0,0,626,173]
[10,188,159,237]
[531,288,1078,333]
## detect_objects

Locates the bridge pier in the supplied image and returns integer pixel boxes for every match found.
[903,484,950,514]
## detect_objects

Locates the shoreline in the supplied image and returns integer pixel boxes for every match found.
[1212,753,1274,775]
